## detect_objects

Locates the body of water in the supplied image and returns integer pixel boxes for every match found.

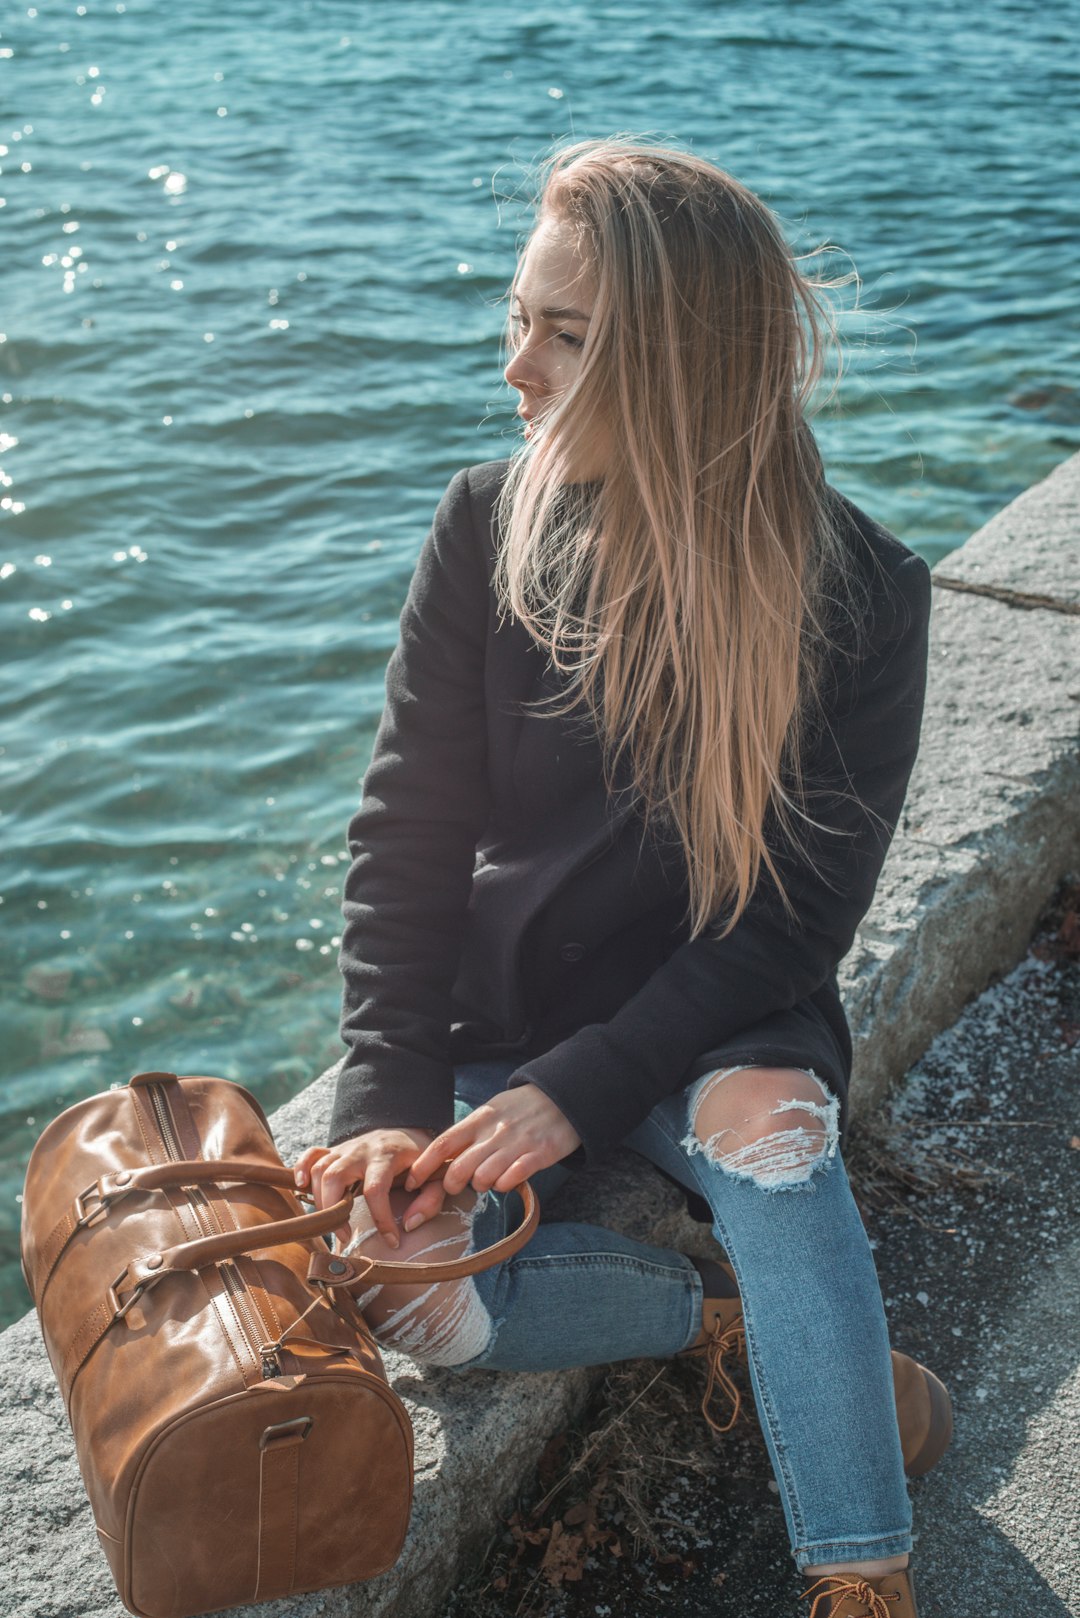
[2,0,1078,1325]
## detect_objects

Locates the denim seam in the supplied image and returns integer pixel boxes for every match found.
[660,1075,821,1545]
[509,1253,693,1282]
[655,1063,850,1546]
[697,1193,808,1546]
[794,1531,914,1572]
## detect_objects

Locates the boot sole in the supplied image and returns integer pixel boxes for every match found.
[902,1361,953,1478]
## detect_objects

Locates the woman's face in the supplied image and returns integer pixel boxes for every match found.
[504,215,611,479]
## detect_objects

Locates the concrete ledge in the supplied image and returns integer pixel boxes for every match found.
[842,465,1080,1110]
[932,450,1080,611]
[2,453,1079,1617]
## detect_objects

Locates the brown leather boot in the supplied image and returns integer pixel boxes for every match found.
[801,1567,917,1615]
[675,1254,745,1434]
[678,1255,953,1474]
[891,1350,953,1477]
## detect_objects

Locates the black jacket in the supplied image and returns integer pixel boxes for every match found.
[328,458,932,1167]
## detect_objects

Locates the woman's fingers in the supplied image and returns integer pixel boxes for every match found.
[442,1137,516,1196]
[401,1179,447,1233]
[357,1160,400,1250]
[490,1153,542,1193]
[292,1144,329,1187]
[407,1115,484,1187]
[310,1157,364,1236]
[409,1119,549,1197]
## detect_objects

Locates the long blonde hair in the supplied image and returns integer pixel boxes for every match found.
[494,136,865,941]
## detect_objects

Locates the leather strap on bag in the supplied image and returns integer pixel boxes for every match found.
[254,1417,311,1600]
[34,1158,302,1303]
[56,1184,353,1407]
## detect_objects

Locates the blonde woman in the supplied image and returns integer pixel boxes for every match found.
[294,138,950,1616]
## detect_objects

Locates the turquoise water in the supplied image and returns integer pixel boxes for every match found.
[2,0,1078,1327]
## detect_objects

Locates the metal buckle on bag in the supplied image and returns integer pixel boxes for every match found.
[106,1262,164,1323]
[107,1266,146,1322]
[74,1180,112,1230]
[74,1171,135,1230]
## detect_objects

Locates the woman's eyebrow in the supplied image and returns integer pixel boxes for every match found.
[512,295,591,322]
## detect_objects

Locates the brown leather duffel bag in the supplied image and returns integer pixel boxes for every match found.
[20,1068,539,1618]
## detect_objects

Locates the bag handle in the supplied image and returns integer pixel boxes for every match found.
[78,1158,298,1216]
[306,1178,540,1287]
[124,1175,539,1290]
[35,1159,307,1306]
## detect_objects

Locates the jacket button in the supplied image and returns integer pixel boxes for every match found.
[559,942,586,963]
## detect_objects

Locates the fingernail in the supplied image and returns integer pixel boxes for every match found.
[294,1171,305,1185]
[403,1214,423,1232]
[387,1232,400,1249]
[403,1176,416,1191]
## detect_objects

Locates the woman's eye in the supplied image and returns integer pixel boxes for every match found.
[510,312,582,350]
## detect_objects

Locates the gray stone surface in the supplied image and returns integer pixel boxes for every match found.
[2,452,1079,1618]
[933,450,1080,609]
[829,934,1080,1612]
[841,577,1080,1116]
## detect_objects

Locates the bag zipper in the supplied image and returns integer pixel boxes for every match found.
[147,1080,184,1161]
[147,1079,282,1379]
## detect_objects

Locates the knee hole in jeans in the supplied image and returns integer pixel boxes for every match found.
[680,1064,840,1190]
[341,1185,496,1366]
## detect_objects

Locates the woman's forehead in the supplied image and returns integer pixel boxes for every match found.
[515,222,595,311]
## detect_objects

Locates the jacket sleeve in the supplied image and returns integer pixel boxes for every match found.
[506,546,933,1167]
[327,467,491,1148]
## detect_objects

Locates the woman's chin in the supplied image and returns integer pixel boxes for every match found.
[521,423,607,482]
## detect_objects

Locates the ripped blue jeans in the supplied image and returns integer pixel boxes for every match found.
[344,1057,912,1571]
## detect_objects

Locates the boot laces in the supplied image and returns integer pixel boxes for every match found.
[700,1316,746,1435]
[801,1575,901,1616]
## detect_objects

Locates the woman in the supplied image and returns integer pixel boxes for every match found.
[294,138,946,1616]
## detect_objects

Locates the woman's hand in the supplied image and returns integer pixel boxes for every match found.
[404,1082,582,1200]
[292,1126,438,1250]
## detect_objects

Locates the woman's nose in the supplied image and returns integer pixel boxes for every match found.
[504,336,546,395]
